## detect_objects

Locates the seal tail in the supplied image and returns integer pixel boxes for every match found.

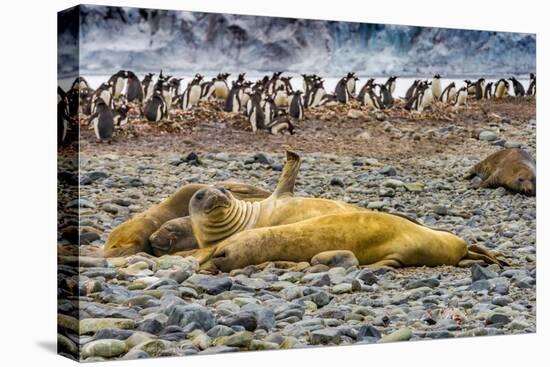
[464,244,509,267]
[273,150,301,197]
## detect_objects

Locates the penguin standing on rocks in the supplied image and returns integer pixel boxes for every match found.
[262,96,277,125]
[378,84,394,109]
[345,72,358,97]
[405,82,432,112]
[144,89,167,122]
[88,99,114,142]
[108,70,129,99]
[335,76,351,104]
[288,90,304,120]
[527,73,536,96]
[431,74,442,100]
[113,104,129,126]
[495,79,509,99]
[224,81,242,113]
[273,85,289,107]
[71,76,90,91]
[200,78,216,100]
[91,82,113,114]
[126,71,143,103]
[384,76,398,96]
[357,78,375,102]
[484,82,494,99]
[308,80,327,107]
[142,73,155,101]
[266,115,295,135]
[246,88,263,116]
[281,77,294,93]
[182,74,203,110]
[248,95,266,132]
[266,72,283,95]
[362,88,384,110]
[240,82,253,113]
[509,77,525,97]
[214,73,231,100]
[474,78,486,100]
[57,87,71,145]
[440,82,456,103]
[464,80,476,96]
[454,87,468,107]
[405,80,420,101]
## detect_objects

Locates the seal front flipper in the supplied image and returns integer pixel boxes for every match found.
[273,150,301,197]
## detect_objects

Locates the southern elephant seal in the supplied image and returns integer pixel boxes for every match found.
[464,148,535,196]
[186,151,506,271]
[103,182,270,257]
[149,216,197,256]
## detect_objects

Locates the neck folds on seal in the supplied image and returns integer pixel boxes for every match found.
[195,199,260,248]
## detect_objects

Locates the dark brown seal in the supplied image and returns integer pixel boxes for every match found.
[465,148,535,196]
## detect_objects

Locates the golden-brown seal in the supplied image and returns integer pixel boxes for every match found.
[104,182,270,257]
[465,148,536,196]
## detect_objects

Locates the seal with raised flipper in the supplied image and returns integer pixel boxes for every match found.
[103,182,271,257]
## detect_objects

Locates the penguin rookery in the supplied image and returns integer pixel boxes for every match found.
[58,4,536,362]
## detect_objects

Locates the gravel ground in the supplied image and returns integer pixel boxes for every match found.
[58,97,536,361]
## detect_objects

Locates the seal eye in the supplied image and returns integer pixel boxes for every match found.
[218,187,228,194]
[517,177,525,183]
[195,192,205,200]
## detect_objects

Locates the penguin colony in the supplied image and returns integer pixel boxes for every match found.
[58,70,536,145]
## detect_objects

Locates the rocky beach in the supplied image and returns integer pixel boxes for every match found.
[58,97,536,361]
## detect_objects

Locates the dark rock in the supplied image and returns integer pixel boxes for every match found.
[405,278,440,289]
[486,313,511,326]
[219,312,257,331]
[356,325,381,341]
[137,319,164,334]
[330,176,345,187]
[471,264,497,282]
[469,279,491,291]
[379,166,397,176]
[166,304,216,331]
[426,331,454,339]
[356,269,379,285]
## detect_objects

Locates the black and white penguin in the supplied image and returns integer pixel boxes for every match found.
[454,87,468,107]
[526,73,536,96]
[345,72,358,97]
[248,95,266,132]
[302,74,316,97]
[384,76,398,96]
[126,71,143,103]
[494,79,509,99]
[431,74,442,100]
[88,99,114,142]
[78,87,94,115]
[379,84,394,109]
[405,82,432,111]
[484,82,493,99]
[266,115,295,135]
[144,89,167,122]
[70,76,90,91]
[474,78,485,100]
[224,81,241,113]
[142,73,155,101]
[108,70,129,99]
[405,80,420,101]
[57,87,71,145]
[335,76,351,104]
[308,80,327,107]
[356,78,375,102]
[273,85,289,108]
[113,104,129,126]
[182,74,203,110]
[214,73,230,100]
[280,77,294,93]
[319,93,338,107]
[288,90,304,120]
[265,71,283,95]
[200,78,216,100]
[508,77,525,97]
[439,82,456,103]
[91,82,113,114]
[262,96,277,125]
[363,89,384,110]
[246,88,263,116]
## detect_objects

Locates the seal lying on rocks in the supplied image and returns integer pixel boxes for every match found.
[464,148,536,196]
[103,182,270,257]
[184,151,507,271]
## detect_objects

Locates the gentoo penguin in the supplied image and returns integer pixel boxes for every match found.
[280,77,293,93]
[200,78,216,100]
[91,82,113,114]
[454,87,468,107]
[527,73,536,96]
[363,89,384,110]
[335,76,351,104]
[57,87,71,145]
[384,76,398,96]
[246,89,263,116]
[319,94,339,107]
[240,82,253,113]
[273,85,289,107]
[248,95,266,132]
[474,78,485,100]
[431,74,442,100]
[266,115,295,135]
[288,90,304,120]
[302,74,316,96]
[379,84,394,109]
[88,99,114,142]
[484,82,493,99]
[262,96,278,125]
[182,74,203,110]
[464,80,476,96]
[70,76,90,91]
[509,77,525,97]
[126,71,143,103]
[144,89,167,122]
[357,78,375,102]
[113,104,129,126]
[266,72,283,95]
[214,73,230,100]
[224,82,241,113]
[78,87,94,115]
[142,73,155,101]
[494,79,509,99]
[236,73,246,83]
[308,80,327,107]
[108,70,129,99]
[405,80,420,101]
[440,82,456,103]
[345,72,358,97]
[405,82,431,111]
[168,78,183,107]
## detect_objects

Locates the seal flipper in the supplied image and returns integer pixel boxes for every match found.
[273,150,301,198]
[461,244,509,267]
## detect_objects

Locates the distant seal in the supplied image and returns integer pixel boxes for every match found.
[104,182,271,257]
[464,148,536,196]
[185,151,506,271]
